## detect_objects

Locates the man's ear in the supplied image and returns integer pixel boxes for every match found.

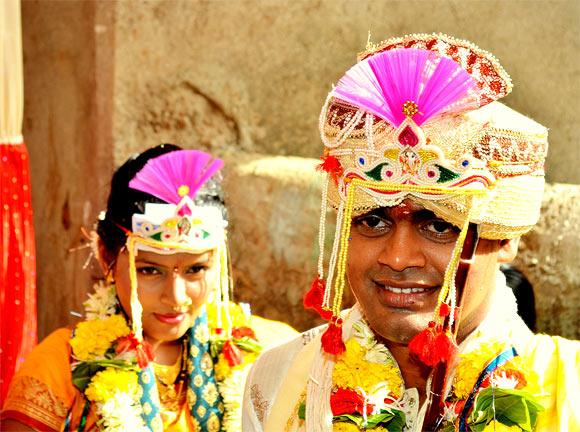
[497,237,520,264]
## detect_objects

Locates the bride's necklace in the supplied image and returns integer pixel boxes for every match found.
[153,339,188,407]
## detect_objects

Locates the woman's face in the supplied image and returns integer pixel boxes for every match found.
[112,248,215,347]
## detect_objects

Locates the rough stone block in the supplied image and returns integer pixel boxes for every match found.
[515,183,580,340]
[222,154,334,331]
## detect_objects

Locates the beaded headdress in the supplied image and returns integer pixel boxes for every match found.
[305,34,548,363]
[126,149,230,341]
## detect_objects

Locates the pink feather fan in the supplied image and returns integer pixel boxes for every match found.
[333,48,478,127]
[129,150,224,205]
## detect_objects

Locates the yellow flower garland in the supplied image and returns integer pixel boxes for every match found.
[70,314,130,361]
[482,423,523,432]
[85,368,140,403]
[70,280,261,432]
[214,351,258,381]
[453,340,538,400]
[333,339,403,398]
[333,422,390,432]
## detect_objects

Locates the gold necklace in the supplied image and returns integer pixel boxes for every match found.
[153,339,188,409]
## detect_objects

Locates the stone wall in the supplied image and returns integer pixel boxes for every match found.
[113,0,580,184]
[514,184,580,339]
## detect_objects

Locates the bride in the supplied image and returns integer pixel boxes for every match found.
[1,144,296,431]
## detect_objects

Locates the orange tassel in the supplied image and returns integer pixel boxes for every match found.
[303,277,332,320]
[321,317,346,355]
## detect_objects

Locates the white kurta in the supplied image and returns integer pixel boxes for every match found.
[242,271,580,432]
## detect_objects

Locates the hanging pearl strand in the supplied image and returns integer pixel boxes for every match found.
[215,240,223,329]
[332,179,357,315]
[317,174,330,279]
[323,198,345,311]
[220,239,232,336]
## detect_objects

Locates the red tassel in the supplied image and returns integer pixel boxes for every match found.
[433,331,457,364]
[231,326,257,340]
[303,277,332,320]
[439,303,451,318]
[321,317,346,355]
[136,341,155,369]
[223,340,243,367]
[317,155,343,184]
[115,333,155,368]
[408,321,438,366]
[408,322,457,367]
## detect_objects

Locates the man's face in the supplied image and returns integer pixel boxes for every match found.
[347,199,512,345]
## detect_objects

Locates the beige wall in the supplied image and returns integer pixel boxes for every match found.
[22,0,579,339]
[22,1,115,337]
[113,0,580,183]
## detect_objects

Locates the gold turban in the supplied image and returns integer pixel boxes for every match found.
[320,33,548,239]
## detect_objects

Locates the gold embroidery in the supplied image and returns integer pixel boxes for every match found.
[202,382,219,405]
[207,412,221,432]
[193,374,203,387]
[250,384,270,424]
[151,415,164,432]
[197,404,207,418]
[2,376,68,430]
[285,390,306,432]
[200,352,214,375]
[187,387,197,406]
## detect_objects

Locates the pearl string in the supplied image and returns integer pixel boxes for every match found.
[323,198,345,310]
[317,175,329,278]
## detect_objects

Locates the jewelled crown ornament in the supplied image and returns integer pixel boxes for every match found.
[129,150,226,253]
[125,150,228,340]
[304,34,548,360]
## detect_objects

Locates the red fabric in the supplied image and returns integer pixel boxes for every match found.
[1,143,37,403]
[0,410,58,432]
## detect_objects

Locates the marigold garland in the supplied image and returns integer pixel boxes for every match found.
[333,339,402,397]
[70,314,130,361]
[85,368,140,403]
[301,316,544,431]
[68,282,262,431]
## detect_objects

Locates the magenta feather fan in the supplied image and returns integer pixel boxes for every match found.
[129,150,224,205]
[333,48,478,127]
